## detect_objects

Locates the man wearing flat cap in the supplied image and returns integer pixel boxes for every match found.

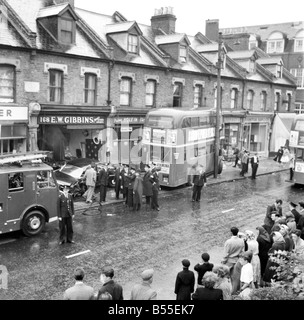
[289,201,301,224]
[174,259,195,300]
[63,267,94,300]
[130,269,157,300]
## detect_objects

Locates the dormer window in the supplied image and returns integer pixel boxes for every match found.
[267,32,284,53]
[179,45,187,63]
[128,34,139,54]
[276,64,283,78]
[249,34,258,50]
[60,17,74,44]
[294,30,304,52]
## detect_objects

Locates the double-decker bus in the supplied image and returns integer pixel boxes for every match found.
[141,108,223,187]
[289,114,304,185]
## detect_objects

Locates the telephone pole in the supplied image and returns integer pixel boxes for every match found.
[214,32,223,178]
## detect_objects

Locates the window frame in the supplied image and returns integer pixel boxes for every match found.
[145,79,157,108]
[119,77,132,106]
[128,34,139,54]
[173,82,183,107]
[260,91,267,111]
[286,93,292,111]
[48,69,63,103]
[58,16,75,44]
[84,73,97,105]
[230,88,238,109]
[295,103,304,114]
[290,68,304,88]
[0,64,16,103]
[267,39,284,53]
[179,45,187,63]
[193,84,203,109]
[247,90,254,109]
[295,38,304,52]
[274,92,281,111]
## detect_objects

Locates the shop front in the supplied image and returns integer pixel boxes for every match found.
[241,113,273,157]
[0,106,28,155]
[111,115,146,166]
[37,113,107,162]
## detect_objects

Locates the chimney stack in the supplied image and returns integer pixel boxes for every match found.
[205,19,219,41]
[151,7,176,34]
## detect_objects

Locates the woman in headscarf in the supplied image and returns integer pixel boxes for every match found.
[279,224,293,252]
[263,231,285,285]
[256,226,272,282]
[245,230,261,288]
[285,212,296,233]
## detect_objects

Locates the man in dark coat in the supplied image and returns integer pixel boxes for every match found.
[98,164,108,203]
[264,199,283,233]
[232,146,240,167]
[151,163,160,211]
[114,164,124,200]
[191,166,207,202]
[142,164,154,210]
[194,252,214,286]
[123,165,130,204]
[174,259,195,300]
[250,153,259,179]
[192,271,223,300]
[126,167,136,209]
[290,201,301,224]
[273,146,284,163]
[97,266,123,300]
[58,185,75,244]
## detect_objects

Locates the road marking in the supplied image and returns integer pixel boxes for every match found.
[65,250,91,259]
[222,208,235,213]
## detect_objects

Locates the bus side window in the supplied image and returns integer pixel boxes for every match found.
[8,173,24,192]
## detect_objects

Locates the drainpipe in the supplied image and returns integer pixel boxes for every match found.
[107,60,114,106]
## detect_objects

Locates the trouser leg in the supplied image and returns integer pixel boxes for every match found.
[66,217,74,242]
[59,219,66,242]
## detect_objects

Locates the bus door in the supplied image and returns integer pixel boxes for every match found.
[7,171,36,230]
[0,173,8,232]
[36,170,59,219]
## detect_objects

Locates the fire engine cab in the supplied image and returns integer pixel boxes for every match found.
[0,151,59,236]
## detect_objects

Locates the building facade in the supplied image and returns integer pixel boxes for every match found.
[0,0,297,164]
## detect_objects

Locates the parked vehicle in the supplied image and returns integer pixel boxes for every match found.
[54,158,116,192]
[0,152,59,236]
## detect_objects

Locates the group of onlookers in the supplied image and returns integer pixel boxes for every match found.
[231,147,259,179]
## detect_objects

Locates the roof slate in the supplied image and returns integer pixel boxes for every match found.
[37,3,69,19]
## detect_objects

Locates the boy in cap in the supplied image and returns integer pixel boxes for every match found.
[194,253,214,286]
[174,259,195,300]
[130,269,157,300]
[63,267,94,300]
[97,266,123,300]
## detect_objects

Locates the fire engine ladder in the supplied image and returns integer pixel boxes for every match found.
[0,151,50,165]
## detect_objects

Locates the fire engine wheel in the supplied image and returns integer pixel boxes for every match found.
[108,178,115,188]
[22,211,46,237]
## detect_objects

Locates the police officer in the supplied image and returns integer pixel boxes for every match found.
[58,185,75,244]
[151,163,160,211]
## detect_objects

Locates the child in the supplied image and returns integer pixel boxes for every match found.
[194,253,214,287]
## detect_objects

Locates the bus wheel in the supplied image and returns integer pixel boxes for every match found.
[218,160,223,174]
[22,211,46,237]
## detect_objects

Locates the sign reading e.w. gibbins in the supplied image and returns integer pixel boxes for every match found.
[38,116,105,125]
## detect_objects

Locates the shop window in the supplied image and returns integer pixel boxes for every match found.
[173,82,183,107]
[48,69,63,103]
[120,77,132,106]
[230,88,238,109]
[247,90,254,109]
[145,80,156,107]
[8,172,23,192]
[194,85,203,109]
[0,64,15,103]
[84,73,97,104]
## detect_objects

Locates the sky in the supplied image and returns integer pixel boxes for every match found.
[75,0,304,36]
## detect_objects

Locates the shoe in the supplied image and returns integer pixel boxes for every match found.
[156,208,160,211]
[192,199,195,202]
[67,241,75,244]
[232,165,236,167]
[59,241,65,245]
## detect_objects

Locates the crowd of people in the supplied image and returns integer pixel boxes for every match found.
[61,198,304,300]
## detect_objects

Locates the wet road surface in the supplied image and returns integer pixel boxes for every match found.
[0,171,303,300]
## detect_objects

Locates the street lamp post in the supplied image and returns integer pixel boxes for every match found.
[214,32,223,178]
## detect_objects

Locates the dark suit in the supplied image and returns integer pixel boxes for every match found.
[58,192,74,243]
[151,170,160,210]
[97,280,124,300]
[250,156,259,179]
[174,269,195,300]
[194,262,214,285]
[192,171,206,201]
[123,168,130,203]
[192,287,223,300]
[143,170,154,208]
[114,168,124,200]
[98,168,108,202]
[126,172,136,208]
[292,208,301,224]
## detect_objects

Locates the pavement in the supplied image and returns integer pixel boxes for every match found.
[74,156,289,213]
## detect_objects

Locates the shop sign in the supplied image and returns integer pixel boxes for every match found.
[224,117,241,123]
[38,115,105,125]
[0,107,28,120]
[114,117,145,124]
[244,117,270,123]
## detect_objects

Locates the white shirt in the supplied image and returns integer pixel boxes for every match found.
[240,263,253,284]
